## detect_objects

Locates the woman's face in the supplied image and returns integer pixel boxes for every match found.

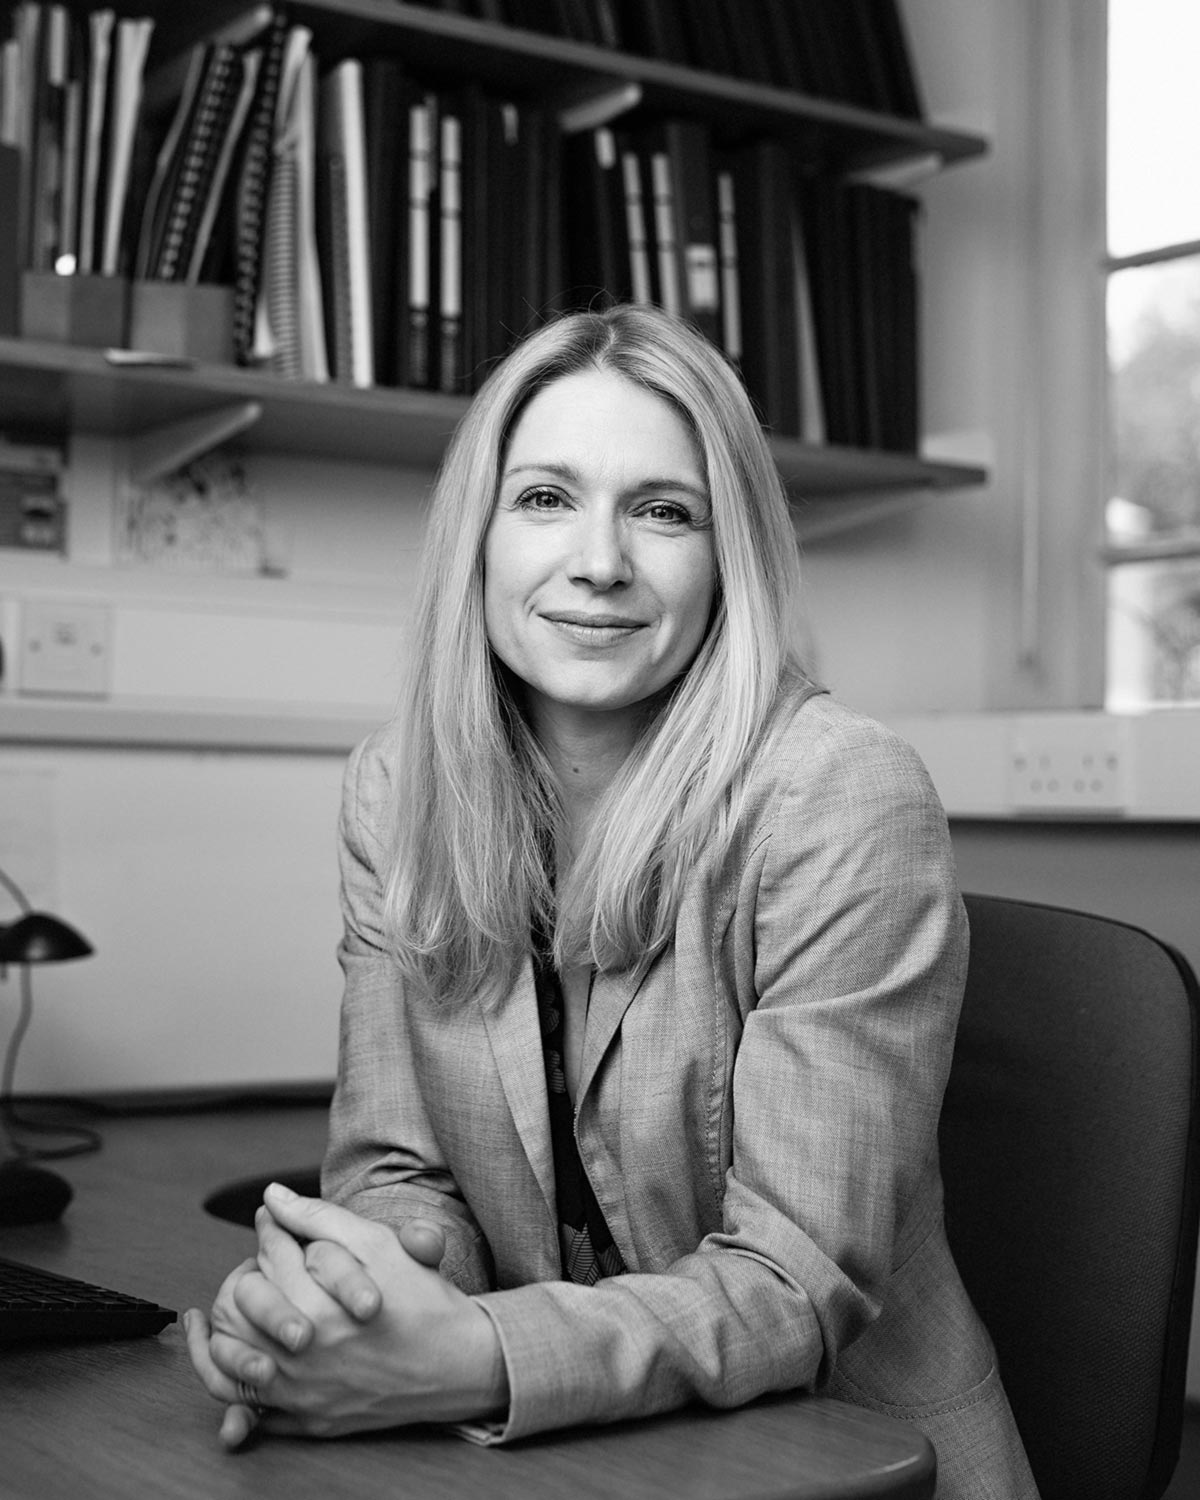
[483,368,716,740]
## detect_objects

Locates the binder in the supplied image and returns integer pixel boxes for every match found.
[76,7,114,275]
[361,54,420,387]
[152,42,239,281]
[436,105,463,393]
[316,57,374,388]
[405,89,439,388]
[616,129,653,307]
[0,143,19,333]
[731,138,799,435]
[232,12,289,365]
[186,47,259,284]
[562,124,632,310]
[99,14,153,277]
[660,118,719,343]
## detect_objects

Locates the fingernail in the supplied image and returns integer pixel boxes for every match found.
[181,1310,193,1334]
[266,1181,297,1201]
[248,1358,271,1382]
[353,1292,376,1319]
[282,1320,305,1350]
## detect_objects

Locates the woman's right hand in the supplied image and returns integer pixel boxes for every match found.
[213,1210,447,1374]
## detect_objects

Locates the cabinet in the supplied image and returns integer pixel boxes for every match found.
[0,0,989,497]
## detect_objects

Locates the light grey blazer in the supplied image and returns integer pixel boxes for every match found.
[323,681,1039,1500]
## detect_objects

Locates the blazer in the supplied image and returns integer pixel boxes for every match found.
[322,681,1039,1500]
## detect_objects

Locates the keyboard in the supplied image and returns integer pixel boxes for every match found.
[0,1255,177,1343]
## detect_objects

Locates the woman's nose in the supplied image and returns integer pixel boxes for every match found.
[568,508,632,588]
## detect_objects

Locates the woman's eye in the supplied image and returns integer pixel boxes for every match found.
[642,500,692,526]
[515,486,566,511]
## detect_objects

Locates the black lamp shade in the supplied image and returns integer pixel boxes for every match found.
[0,913,93,965]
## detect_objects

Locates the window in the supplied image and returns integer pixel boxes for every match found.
[1105,0,1200,707]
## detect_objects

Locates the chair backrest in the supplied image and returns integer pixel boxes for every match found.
[940,894,1200,1500]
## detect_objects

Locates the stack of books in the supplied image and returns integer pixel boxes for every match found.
[560,120,920,452]
[0,3,154,278]
[0,1,926,453]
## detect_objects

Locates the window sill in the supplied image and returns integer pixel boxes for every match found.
[887,708,1200,822]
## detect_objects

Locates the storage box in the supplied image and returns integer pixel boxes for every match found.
[20,270,129,347]
[128,280,235,364]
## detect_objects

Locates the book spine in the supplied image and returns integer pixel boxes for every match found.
[406,92,437,389]
[153,43,237,281]
[647,140,680,318]
[0,143,20,332]
[233,13,288,365]
[715,166,740,364]
[619,139,652,307]
[437,109,463,394]
[77,7,114,275]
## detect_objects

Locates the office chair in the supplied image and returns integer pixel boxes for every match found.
[940,894,1200,1500]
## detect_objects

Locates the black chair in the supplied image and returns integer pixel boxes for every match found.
[941,894,1200,1500]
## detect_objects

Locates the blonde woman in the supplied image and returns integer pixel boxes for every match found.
[185,305,1036,1500]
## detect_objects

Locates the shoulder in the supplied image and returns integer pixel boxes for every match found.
[747,680,942,821]
[340,717,406,857]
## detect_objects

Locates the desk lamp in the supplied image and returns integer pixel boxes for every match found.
[0,865,93,1226]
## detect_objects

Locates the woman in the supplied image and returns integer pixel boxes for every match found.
[185,304,1037,1499]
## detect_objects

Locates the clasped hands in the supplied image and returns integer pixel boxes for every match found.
[184,1182,508,1448]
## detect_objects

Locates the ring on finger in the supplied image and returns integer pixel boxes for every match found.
[235,1379,269,1414]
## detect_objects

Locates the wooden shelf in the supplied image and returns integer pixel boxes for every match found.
[0,337,985,497]
[165,0,987,173]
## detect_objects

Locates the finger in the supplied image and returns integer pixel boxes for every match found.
[263,1182,392,1258]
[183,1309,249,1407]
[230,1259,313,1353]
[302,1238,381,1321]
[255,1203,311,1278]
[222,1406,312,1446]
[218,1403,263,1451]
[399,1218,446,1269]
[208,1328,280,1389]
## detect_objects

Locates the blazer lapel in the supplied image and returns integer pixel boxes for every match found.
[577,964,649,1105]
[479,955,557,1217]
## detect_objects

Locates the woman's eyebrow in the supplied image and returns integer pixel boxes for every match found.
[502,461,580,481]
[503,462,708,502]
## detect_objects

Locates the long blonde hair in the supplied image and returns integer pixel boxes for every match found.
[385,305,805,1002]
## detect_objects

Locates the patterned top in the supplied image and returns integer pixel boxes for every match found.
[530,940,626,1285]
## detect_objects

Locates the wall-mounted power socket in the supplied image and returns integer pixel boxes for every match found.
[19,600,112,697]
[1006,720,1130,815]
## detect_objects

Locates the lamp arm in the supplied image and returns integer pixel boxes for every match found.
[0,966,34,1159]
[0,866,32,915]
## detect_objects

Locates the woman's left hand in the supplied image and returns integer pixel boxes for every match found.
[184,1184,508,1445]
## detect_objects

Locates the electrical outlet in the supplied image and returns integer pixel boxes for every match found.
[1007,722,1130,814]
[19,600,112,698]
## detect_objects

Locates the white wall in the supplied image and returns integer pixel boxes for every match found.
[0,747,346,1093]
[0,453,433,1094]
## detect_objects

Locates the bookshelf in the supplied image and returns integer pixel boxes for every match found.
[0,2,992,750]
[0,0,990,502]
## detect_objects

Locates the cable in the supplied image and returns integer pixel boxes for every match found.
[0,966,101,1161]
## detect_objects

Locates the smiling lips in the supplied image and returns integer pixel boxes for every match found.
[540,610,645,645]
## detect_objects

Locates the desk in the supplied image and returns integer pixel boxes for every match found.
[0,1103,935,1500]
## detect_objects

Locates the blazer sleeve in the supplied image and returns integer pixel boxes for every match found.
[321,732,495,1295]
[472,715,968,1440]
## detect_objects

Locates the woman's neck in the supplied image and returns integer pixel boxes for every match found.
[531,704,637,848]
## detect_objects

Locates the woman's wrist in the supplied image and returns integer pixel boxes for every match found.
[454,1300,510,1424]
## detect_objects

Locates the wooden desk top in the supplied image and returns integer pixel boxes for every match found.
[0,1103,935,1500]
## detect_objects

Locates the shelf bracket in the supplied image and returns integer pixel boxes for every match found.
[127,401,263,486]
[556,80,642,135]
